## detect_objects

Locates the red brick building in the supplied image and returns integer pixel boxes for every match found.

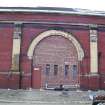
[0,7,105,90]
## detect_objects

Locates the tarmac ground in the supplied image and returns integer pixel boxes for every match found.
[0,89,104,105]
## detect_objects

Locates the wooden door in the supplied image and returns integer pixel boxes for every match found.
[32,68,41,89]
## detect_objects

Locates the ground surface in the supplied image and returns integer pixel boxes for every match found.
[0,89,104,105]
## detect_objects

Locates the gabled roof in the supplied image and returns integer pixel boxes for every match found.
[0,7,105,17]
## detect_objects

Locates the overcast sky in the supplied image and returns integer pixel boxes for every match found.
[0,0,105,11]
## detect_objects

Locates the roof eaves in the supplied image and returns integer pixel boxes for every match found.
[0,7,105,17]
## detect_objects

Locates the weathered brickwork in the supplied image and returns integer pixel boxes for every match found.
[33,36,78,88]
[0,7,105,89]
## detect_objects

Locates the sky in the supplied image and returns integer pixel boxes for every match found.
[0,0,105,11]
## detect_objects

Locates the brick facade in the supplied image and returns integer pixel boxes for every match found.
[0,7,105,90]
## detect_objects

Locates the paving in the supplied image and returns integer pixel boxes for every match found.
[0,89,104,105]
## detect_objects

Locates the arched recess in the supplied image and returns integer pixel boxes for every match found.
[27,30,84,61]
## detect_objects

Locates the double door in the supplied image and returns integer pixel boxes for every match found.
[43,63,78,88]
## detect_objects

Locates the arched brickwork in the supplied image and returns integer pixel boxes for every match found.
[27,30,84,61]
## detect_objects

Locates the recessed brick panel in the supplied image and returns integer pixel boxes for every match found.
[33,35,78,88]
[0,27,13,72]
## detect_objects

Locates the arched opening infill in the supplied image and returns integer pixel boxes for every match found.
[27,30,84,89]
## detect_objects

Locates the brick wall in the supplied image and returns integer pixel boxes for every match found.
[0,12,105,89]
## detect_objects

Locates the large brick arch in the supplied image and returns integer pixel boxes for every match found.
[27,30,84,61]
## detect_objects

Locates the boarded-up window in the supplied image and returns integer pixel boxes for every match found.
[54,65,58,75]
[46,64,50,75]
[72,65,77,79]
[64,65,69,76]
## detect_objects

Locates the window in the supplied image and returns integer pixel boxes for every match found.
[54,65,58,75]
[46,64,50,75]
[72,65,77,79]
[64,65,69,76]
